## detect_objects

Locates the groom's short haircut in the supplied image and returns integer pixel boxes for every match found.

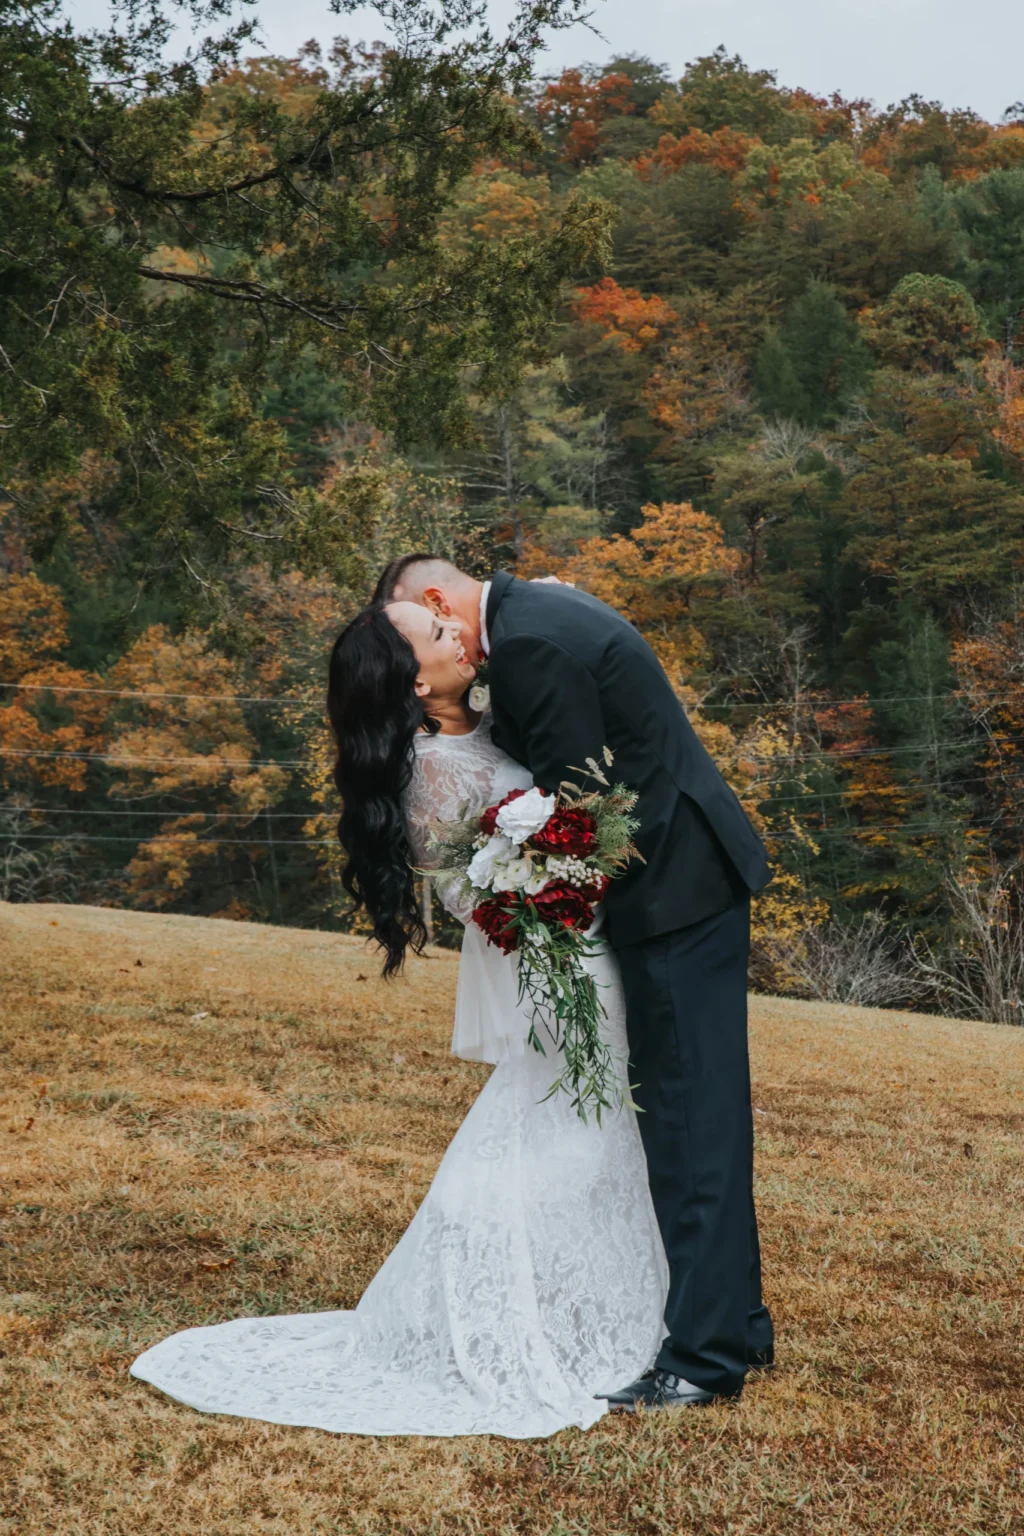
[374,554,468,606]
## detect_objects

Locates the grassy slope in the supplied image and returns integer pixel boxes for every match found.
[1,901,1022,1536]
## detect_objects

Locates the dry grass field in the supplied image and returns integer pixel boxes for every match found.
[1,900,1023,1536]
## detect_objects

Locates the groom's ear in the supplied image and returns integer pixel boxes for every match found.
[422,584,452,618]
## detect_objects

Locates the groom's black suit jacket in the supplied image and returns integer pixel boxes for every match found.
[485,571,770,947]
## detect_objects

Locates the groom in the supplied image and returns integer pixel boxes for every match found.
[374,556,775,1408]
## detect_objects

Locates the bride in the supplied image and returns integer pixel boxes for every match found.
[130,600,668,1439]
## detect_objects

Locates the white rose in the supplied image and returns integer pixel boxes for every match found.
[468,683,490,713]
[492,855,534,892]
[495,786,556,844]
[466,834,514,890]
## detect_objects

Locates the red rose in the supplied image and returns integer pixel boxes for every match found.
[527,806,598,858]
[479,788,527,838]
[471,895,520,953]
[525,881,595,933]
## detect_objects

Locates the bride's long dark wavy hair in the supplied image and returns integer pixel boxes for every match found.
[327,605,439,978]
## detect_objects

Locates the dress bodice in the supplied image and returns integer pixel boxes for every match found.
[406,714,534,920]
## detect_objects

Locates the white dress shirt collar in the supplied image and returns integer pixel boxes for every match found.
[478,579,492,658]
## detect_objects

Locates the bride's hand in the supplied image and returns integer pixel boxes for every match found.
[529,575,576,587]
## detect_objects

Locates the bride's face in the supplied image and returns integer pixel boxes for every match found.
[386,601,476,703]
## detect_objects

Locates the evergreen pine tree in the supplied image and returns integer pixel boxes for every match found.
[753,329,809,420]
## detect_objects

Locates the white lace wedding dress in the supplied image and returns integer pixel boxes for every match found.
[130,715,668,1438]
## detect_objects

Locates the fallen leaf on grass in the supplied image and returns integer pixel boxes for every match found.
[198,1258,235,1272]
[190,1012,209,1022]
[963,1142,974,1158]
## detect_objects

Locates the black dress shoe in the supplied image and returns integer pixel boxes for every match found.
[748,1344,775,1372]
[604,1369,742,1412]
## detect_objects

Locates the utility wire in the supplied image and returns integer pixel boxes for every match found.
[2,678,1021,710]
[0,681,320,706]
[0,747,311,769]
[755,774,996,804]
[0,832,336,847]
[5,738,1021,770]
[3,811,1020,848]
[3,772,1000,816]
[1,805,327,819]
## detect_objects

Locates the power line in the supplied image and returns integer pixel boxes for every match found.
[1,804,328,819]
[755,774,996,805]
[751,737,1024,764]
[768,818,1017,840]
[0,832,336,847]
[3,819,1016,848]
[0,747,313,769]
[0,681,322,707]
[2,677,1021,711]
[4,735,1024,772]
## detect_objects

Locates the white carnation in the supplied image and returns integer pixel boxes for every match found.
[495,786,556,844]
[466,834,514,890]
[523,863,550,895]
[468,683,490,713]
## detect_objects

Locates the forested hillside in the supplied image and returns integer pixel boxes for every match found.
[4,2,1024,1019]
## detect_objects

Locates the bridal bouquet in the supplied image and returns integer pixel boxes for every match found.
[428,752,640,1121]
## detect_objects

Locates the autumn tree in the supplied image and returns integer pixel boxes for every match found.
[1,0,610,582]
[0,573,109,794]
[535,65,637,167]
[103,627,289,914]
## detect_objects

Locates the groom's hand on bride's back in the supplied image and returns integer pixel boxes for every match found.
[528,575,575,587]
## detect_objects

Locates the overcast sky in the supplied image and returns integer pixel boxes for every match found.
[69,0,1023,122]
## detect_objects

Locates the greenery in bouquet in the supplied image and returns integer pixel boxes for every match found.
[426,751,641,1121]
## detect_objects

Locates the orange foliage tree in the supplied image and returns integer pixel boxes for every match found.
[0,574,109,794]
[536,68,634,166]
[952,609,1024,855]
[644,323,749,443]
[548,500,741,687]
[105,627,289,911]
[0,573,69,678]
[635,127,755,181]
[984,357,1024,461]
[573,277,677,353]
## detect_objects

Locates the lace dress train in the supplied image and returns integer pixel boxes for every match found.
[130,717,668,1438]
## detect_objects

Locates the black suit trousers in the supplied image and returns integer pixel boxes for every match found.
[616,899,773,1395]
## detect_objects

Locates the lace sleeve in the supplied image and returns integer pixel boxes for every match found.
[404,741,482,923]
